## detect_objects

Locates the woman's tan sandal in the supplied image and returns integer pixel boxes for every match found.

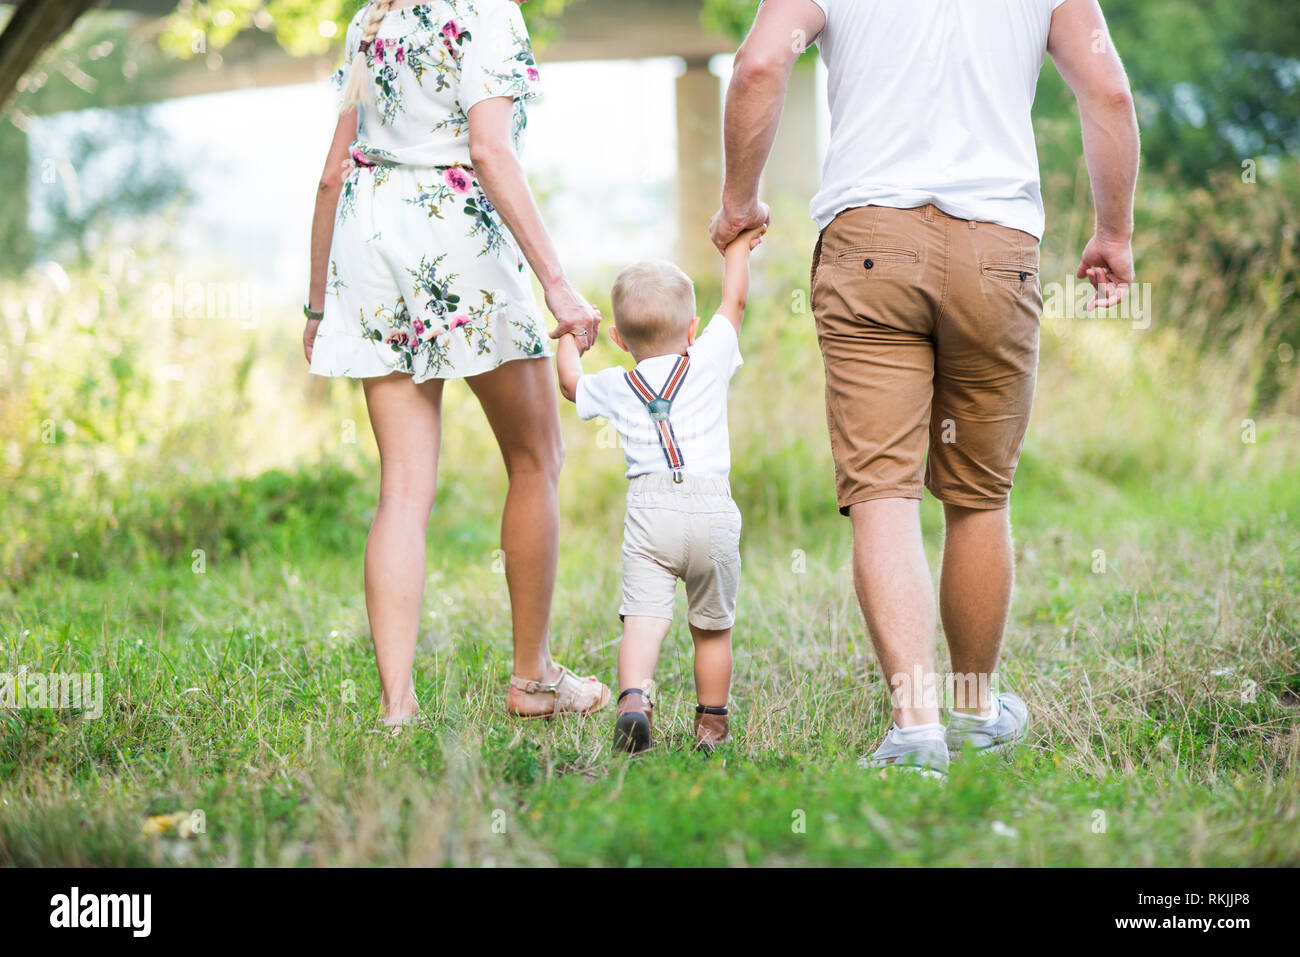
[507,664,611,719]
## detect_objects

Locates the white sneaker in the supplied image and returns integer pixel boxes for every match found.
[946,692,1029,755]
[858,725,950,779]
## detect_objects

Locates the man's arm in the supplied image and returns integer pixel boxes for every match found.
[555,333,583,403]
[1048,0,1140,309]
[709,0,826,253]
[718,226,767,334]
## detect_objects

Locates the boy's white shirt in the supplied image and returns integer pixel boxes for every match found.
[575,315,742,479]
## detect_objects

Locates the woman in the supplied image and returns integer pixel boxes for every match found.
[303,0,610,727]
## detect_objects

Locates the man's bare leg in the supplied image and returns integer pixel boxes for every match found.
[940,504,1014,717]
[848,498,940,727]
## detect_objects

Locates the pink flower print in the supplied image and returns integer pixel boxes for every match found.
[443,167,473,193]
[384,329,410,348]
[442,21,462,41]
[373,37,385,62]
[449,316,470,331]
[527,67,539,82]
[395,45,405,64]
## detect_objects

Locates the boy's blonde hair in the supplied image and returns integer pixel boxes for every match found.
[611,260,696,352]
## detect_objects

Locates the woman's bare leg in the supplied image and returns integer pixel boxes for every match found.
[362,372,444,725]
[465,357,566,703]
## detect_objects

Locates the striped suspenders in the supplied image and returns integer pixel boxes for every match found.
[624,355,690,483]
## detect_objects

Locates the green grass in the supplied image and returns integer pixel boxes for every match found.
[1,243,1297,865]
[1,437,1296,866]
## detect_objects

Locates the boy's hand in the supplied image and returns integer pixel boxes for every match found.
[726,225,767,258]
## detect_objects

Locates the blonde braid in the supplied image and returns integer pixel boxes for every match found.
[340,0,396,113]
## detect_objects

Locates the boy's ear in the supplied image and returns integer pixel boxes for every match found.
[609,325,630,353]
[686,316,701,344]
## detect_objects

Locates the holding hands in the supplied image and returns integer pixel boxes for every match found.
[710,199,771,255]
[545,279,602,356]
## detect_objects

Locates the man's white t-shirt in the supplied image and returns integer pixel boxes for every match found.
[808,0,1069,239]
[575,317,742,479]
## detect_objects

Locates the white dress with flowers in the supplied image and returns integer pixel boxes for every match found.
[309,0,547,383]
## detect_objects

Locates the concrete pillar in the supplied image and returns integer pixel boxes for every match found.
[763,58,821,206]
[674,57,722,278]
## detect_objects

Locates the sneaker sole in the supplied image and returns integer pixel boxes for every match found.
[856,756,948,779]
[949,731,1025,756]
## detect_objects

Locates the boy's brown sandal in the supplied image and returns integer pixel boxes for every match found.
[507,664,611,719]
[613,688,654,754]
[693,705,729,753]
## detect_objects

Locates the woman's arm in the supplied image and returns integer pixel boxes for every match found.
[304,107,357,362]
[468,96,600,353]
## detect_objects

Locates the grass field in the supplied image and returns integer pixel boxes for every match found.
[2,265,1297,866]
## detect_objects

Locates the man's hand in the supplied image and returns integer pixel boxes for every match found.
[545,280,601,356]
[710,200,771,255]
[1077,231,1134,310]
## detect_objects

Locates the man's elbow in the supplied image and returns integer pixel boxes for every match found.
[1081,80,1135,117]
[1101,83,1135,113]
[731,44,789,91]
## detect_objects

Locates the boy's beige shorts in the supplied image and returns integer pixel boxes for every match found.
[620,473,741,630]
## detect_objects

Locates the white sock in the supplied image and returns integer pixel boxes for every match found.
[892,722,946,743]
[951,700,998,723]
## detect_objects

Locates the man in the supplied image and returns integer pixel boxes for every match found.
[710,0,1139,775]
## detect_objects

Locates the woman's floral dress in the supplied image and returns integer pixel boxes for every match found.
[309,0,547,383]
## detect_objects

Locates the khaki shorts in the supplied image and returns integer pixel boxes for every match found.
[620,473,741,630]
[810,204,1043,514]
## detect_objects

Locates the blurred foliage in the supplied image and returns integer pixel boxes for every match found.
[700,0,762,42]
[157,0,582,59]
[0,124,32,269]
[27,105,188,266]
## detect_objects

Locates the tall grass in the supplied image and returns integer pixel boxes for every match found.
[0,169,1296,866]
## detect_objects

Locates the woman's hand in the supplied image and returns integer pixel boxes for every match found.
[544,280,601,356]
[303,316,322,363]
